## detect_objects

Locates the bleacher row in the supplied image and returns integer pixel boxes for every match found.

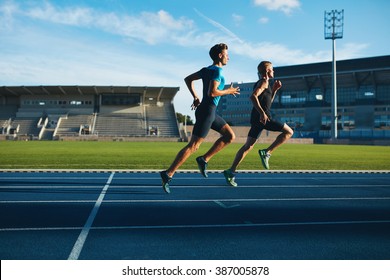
[0,104,180,141]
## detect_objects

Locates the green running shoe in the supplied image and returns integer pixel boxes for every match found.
[223,169,238,187]
[196,156,208,178]
[258,149,271,170]
[160,170,172,194]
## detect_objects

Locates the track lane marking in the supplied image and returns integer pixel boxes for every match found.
[67,172,114,260]
[2,196,389,204]
[213,200,240,208]
[2,219,390,232]
[1,184,389,190]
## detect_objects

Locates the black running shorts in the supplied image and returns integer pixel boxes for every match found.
[248,118,285,139]
[192,103,227,138]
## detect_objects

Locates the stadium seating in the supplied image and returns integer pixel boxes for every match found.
[55,114,94,137]
[0,86,183,141]
[0,104,182,140]
[145,104,180,137]
[94,113,146,137]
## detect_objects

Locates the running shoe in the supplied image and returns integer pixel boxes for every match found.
[223,169,238,187]
[160,170,172,194]
[258,149,271,170]
[196,156,208,178]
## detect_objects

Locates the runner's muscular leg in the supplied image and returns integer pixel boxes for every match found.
[267,124,293,154]
[230,136,257,172]
[203,124,235,162]
[166,135,204,177]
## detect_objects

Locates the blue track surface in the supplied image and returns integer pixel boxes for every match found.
[0,170,389,260]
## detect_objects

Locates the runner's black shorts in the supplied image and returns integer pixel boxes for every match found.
[193,103,227,138]
[248,114,285,139]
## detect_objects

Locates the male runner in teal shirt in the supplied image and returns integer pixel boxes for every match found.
[160,43,240,193]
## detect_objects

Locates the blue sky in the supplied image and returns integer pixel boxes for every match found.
[1,0,389,118]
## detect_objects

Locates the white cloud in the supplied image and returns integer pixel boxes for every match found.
[229,40,369,67]
[0,0,19,30]
[253,0,301,15]
[258,17,269,24]
[1,2,371,85]
[194,8,244,44]
[2,1,366,67]
[232,13,243,25]
[192,10,368,66]
[19,2,194,45]
[335,42,370,60]
[0,1,374,120]
[27,2,94,26]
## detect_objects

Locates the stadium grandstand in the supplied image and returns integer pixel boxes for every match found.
[2,56,389,145]
[218,55,390,145]
[0,86,183,141]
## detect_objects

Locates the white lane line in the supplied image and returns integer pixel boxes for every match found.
[0,226,83,231]
[2,219,390,232]
[1,184,389,190]
[94,219,390,229]
[0,177,109,180]
[214,200,240,208]
[0,200,97,203]
[1,169,389,173]
[100,197,390,203]
[67,172,114,260]
[0,185,107,189]
[1,196,390,204]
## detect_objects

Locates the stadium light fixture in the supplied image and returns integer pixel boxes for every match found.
[324,9,344,140]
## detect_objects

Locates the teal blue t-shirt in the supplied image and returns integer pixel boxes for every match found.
[199,65,225,106]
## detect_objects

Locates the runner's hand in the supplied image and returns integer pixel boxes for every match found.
[191,98,200,110]
[260,112,269,124]
[230,82,240,97]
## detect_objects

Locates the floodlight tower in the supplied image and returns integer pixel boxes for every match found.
[324,9,344,140]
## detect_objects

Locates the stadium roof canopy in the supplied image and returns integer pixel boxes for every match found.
[276,55,390,77]
[0,85,179,101]
[274,55,390,92]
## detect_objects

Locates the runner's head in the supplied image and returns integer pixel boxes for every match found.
[257,61,274,79]
[209,43,229,65]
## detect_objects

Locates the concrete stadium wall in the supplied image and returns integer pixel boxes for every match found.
[185,126,313,144]
[47,125,315,144]
[321,138,390,146]
[56,135,182,142]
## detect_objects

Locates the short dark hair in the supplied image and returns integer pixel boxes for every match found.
[257,61,272,76]
[209,43,228,62]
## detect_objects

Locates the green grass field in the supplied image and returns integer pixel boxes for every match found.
[0,141,389,170]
